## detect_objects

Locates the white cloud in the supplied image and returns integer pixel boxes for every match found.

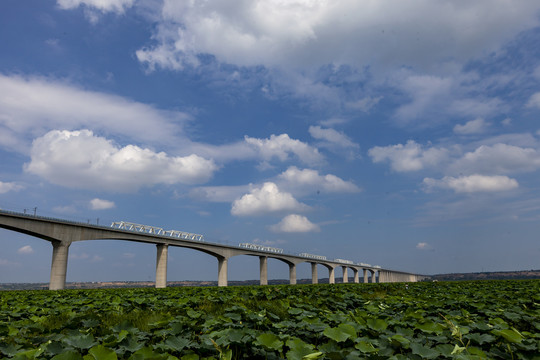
[0,74,186,153]
[244,134,323,166]
[70,252,103,262]
[270,214,320,233]
[189,185,250,203]
[416,242,432,250]
[0,181,23,194]
[17,245,34,254]
[423,175,518,193]
[308,126,359,156]
[526,92,540,109]
[453,118,490,135]
[278,166,360,194]
[231,182,307,216]
[451,143,540,175]
[501,118,512,126]
[0,259,21,267]
[346,96,382,112]
[394,73,505,125]
[24,130,218,192]
[57,0,134,13]
[368,140,448,172]
[122,252,135,259]
[137,1,540,73]
[90,198,116,210]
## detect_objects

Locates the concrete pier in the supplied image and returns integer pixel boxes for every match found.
[342,266,348,283]
[328,267,335,284]
[289,264,296,285]
[49,241,70,290]
[363,269,368,283]
[259,256,268,285]
[311,263,318,284]
[353,268,359,283]
[218,257,228,286]
[155,244,168,288]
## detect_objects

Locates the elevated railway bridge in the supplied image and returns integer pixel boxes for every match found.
[0,210,427,290]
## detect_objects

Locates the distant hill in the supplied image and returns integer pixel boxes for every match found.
[430,270,540,281]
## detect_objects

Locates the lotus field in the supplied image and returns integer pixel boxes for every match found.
[0,280,539,359]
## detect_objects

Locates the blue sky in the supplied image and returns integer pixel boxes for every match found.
[1,0,540,283]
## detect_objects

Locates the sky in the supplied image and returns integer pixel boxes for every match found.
[1,0,540,284]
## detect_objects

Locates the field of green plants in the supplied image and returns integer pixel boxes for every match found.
[1,280,539,359]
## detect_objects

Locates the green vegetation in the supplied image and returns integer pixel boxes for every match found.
[1,281,539,359]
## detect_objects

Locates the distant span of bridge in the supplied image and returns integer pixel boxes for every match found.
[0,210,428,290]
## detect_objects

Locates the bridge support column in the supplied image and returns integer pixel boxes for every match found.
[289,264,296,285]
[259,256,268,285]
[342,266,348,283]
[363,269,368,283]
[50,241,70,290]
[311,263,318,284]
[369,269,375,283]
[155,244,168,288]
[218,257,228,287]
[353,268,359,283]
[329,267,335,284]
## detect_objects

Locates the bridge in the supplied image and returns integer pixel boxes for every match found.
[0,210,427,290]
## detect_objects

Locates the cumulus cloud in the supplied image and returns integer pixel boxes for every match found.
[244,134,323,166]
[24,130,218,192]
[453,118,490,135]
[57,0,134,22]
[270,214,320,233]
[423,175,518,193]
[90,198,115,210]
[278,166,360,194]
[17,245,34,254]
[308,126,359,157]
[231,182,307,216]
[394,73,505,125]
[0,74,186,153]
[136,1,540,73]
[368,140,448,172]
[451,143,540,175]
[0,181,23,194]
[526,92,540,109]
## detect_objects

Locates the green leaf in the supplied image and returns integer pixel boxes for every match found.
[186,309,202,319]
[389,334,410,349]
[88,345,118,360]
[491,329,523,343]
[64,334,97,350]
[410,343,440,359]
[286,338,315,360]
[256,333,283,351]
[323,324,356,343]
[52,350,84,360]
[415,321,444,334]
[450,344,466,355]
[0,343,22,357]
[302,352,323,359]
[180,355,199,360]
[466,333,496,345]
[355,341,378,353]
[129,347,173,360]
[366,318,388,332]
[165,336,191,350]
